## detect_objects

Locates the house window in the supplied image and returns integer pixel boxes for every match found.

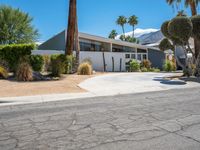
[137,48,147,53]
[131,54,136,59]
[143,54,147,60]
[125,54,130,59]
[137,54,142,60]
[79,38,110,52]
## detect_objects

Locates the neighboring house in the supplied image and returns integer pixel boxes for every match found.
[37,30,165,72]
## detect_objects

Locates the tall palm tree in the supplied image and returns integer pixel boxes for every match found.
[166,0,199,16]
[108,30,118,39]
[116,16,127,38]
[128,15,138,38]
[66,0,77,55]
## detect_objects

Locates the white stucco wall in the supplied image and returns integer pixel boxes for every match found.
[79,51,126,72]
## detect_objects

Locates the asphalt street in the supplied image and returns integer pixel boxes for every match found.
[1,87,200,150]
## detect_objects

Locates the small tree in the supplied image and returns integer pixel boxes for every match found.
[159,38,174,51]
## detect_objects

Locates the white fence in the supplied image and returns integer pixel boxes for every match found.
[80,51,126,72]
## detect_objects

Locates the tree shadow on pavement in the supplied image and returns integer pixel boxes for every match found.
[153,77,187,85]
[179,77,200,83]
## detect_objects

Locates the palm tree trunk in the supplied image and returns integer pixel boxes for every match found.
[66,0,76,55]
[122,26,125,37]
[74,15,80,72]
[189,1,197,16]
[132,25,135,38]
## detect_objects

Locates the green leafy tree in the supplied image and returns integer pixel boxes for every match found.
[116,16,127,39]
[128,15,138,38]
[159,38,174,51]
[108,30,118,39]
[0,5,39,45]
[125,36,138,43]
[166,0,200,59]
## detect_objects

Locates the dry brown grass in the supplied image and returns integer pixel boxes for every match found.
[0,73,106,98]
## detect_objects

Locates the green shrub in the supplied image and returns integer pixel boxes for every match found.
[163,60,176,72]
[149,67,161,72]
[141,67,148,72]
[0,44,35,71]
[30,55,44,72]
[16,61,33,81]
[77,62,93,75]
[129,59,140,72]
[0,66,8,79]
[141,59,151,69]
[50,54,75,74]
[50,59,62,77]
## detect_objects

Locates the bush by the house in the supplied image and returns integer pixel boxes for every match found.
[50,56,64,77]
[50,54,75,74]
[0,66,8,79]
[149,67,161,72]
[129,59,140,72]
[0,44,35,71]
[163,60,176,72]
[77,62,93,75]
[16,60,33,81]
[141,67,148,72]
[30,55,44,72]
[141,59,151,69]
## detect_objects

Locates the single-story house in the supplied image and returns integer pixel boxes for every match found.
[37,30,165,72]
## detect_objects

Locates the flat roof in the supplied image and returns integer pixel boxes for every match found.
[79,32,160,51]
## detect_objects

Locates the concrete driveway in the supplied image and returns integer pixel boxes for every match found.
[79,72,200,96]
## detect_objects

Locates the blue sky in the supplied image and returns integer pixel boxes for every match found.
[0,0,194,42]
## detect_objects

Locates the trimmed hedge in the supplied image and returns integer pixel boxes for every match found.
[168,16,193,42]
[0,44,35,71]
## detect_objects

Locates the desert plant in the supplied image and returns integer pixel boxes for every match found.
[77,62,93,75]
[0,66,8,79]
[50,58,63,77]
[30,55,44,72]
[141,59,152,69]
[163,60,176,72]
[50,54,74,74]
[16,61,33,81]
[0,5,39,45]
[0,58,9,71]
[129,59,140,72]
[43,55,51,72]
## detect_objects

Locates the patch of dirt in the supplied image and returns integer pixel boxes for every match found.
[0,73,106,98]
